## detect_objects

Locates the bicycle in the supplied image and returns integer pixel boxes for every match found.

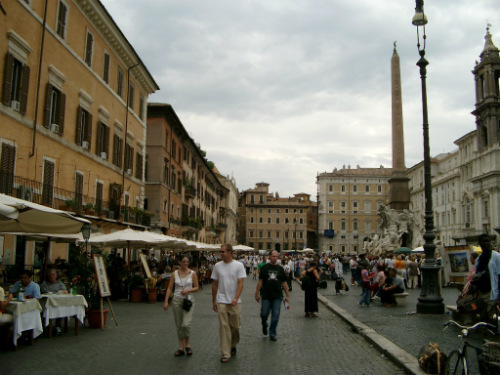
[444,320,499,375]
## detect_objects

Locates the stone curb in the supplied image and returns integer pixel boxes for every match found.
[297,280,427,375]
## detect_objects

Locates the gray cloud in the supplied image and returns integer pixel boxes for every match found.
[102,0,499,196]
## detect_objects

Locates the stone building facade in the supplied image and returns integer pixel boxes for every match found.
[239,183,317,251]
[0,0,158,267]
[146,103,231,244]
[317,166,392,253]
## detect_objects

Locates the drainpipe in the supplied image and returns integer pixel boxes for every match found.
[30,0,48,157]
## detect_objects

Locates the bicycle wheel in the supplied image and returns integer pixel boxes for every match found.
[447,350,467,375]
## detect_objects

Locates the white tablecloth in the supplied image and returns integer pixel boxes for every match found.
[5,300,43,346]
[41,294,88,326]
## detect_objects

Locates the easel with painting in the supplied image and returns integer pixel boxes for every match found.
[93,255,118,328]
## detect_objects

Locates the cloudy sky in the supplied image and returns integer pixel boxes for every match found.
[102,0,498,198]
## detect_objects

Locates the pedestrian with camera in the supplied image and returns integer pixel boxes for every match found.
[163,254,199,357]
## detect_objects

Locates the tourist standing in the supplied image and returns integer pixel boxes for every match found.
[255,250,289,341]
[211,244,247,363]
[302,261,320,317]
[163,255,199,357]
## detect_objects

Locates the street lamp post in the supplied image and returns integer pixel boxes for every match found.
[412,0,444,314]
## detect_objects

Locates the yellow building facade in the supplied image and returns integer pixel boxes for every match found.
[0,0,158,271]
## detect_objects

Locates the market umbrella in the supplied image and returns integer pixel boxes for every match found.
[0,193,90,234]
[412,246,424,253]
[233,244,254,252]
[395,247,412,254]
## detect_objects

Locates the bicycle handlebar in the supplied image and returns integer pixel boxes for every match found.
[443,320,496,332]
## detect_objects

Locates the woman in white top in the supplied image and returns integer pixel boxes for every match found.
[163,255,199,357]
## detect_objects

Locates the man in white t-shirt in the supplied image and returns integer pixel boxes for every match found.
[211,244,246,363]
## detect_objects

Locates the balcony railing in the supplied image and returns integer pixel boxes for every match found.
[0,173,151,227]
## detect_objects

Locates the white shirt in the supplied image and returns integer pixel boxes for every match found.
[173,270,194,299]
[211,260,247,304]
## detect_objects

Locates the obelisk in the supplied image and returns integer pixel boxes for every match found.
[388,43,410,210]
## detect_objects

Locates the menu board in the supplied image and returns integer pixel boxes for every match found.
[93,255,111,297]
[140,253,152,279]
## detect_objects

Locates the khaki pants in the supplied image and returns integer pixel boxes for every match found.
[217,303,241,358]
[172,297,194,340]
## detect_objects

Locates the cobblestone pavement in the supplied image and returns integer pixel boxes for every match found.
[3,277,405,375]
[320,280,496,374]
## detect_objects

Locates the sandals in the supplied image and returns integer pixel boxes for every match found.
[185,347,193,356]
[220,357,229,363]
[174,349,185,357]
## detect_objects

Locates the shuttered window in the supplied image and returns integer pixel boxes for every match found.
[74,172,83,210]
[96,122,109,159]
[117,67,124,97]
[103,53,110,83]
[112,134,123,168]
[135,152,143,180]
[75,106,92,149]
[56,1,68,39]
[95,181,103,215]
[0,143,16,195]
[2,53,30,115]
[84,31,93,66]
[43,83,65,134]
[128,82,135,110]
[124,143,134,173]
[42,160,55,206]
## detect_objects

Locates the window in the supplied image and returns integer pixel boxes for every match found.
[353,201,358,213]
[259,231,263,238]
[163,158,169,185]
[267,218,271,224]
[377,185,382,193]
[56,1,68,39]
[249,230,254,238]
[365,221,371,233]
[259,217,263,223]
[276,230,280,237]
[353,185,357,193]
[117,67,124,97]
[96,122,109,159]
[43,84,65,134]
[365,185,370,193]
[0,143,16,195]
[341,185,346,193]
[42,159,55,206]
[299,218,303,224]
[328,221,333,230]
[285,208,288,213]
[128,82,135,110]
[95,181,104,214]
[285,231,289,239]
[329,184,333,192]
[267,231,272,238]
[112,134,123,168]
[84,31,94,66]
[341,220,346,231]
[74,172,83,210]
[250,217,254,223]
[103,52,110,83]
[2,54,30,115]
[341,201,346,213]
[76,106,92,149]
[259,195,264,204]
[139,95,145,120]
[328,201,333,214]
[171,140,177,161]
[285,218,289,224]
[353,219,358,231]
[276,218,280,224]
[364,200,371,213]
[277,208,280,213]
[483,199,489,218]
[124,143,134,174]
[135,151,143,180]
[267,208,271,213]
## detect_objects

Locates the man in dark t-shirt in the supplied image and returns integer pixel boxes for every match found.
[255,250,290,341]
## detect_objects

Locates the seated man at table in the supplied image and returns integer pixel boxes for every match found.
[0,269,41,307]
[40,269,67,295]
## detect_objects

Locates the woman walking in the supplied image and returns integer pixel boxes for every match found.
[164,254,199,357]
[303,261,320,317]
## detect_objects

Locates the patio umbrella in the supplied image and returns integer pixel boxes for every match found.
[233,244,254,252]
[395,247,412,254]
[0,193,90,234]
[412,246,424,253]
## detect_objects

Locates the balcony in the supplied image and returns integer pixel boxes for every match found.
[323,230,335,238]
[184,187,195,200]
[181,216,203,233]
[0,173,151,227]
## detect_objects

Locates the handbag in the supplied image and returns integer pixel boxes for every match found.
[182,297,193,312]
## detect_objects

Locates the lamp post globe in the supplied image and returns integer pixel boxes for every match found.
[412,0,444,314]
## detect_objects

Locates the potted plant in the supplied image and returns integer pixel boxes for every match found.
[129,274,144,303]
[147,277,158,304]
[62,199,77,212]
[83,203,96,215]
[86,274,110,329]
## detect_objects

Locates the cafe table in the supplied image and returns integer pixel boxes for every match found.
[4,299,43,346]
[40,293,88,337]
